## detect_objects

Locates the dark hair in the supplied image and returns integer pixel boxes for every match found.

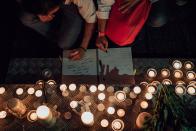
[21,0,62,15]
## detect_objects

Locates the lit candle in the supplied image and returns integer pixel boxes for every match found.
[129,91,137,99]
[133,86,142,94]
[16,88,24,95]
[123,87,130,93]
[172,60,182,70]
[98,84,105,91]
[187,85,195,95]
[117,109,125,117]
[70,101,78,109]
[162,79,172,85]
[107,86,114,93]
[107,107,115,115]
[35,90,43,97]
[47,80,56,86]
[81,112,94,126]
[89,85,97,93]
[27,87,35,95]
[59,84,67,92]
[62,90,69,97]
[101,119,109,127]
[186,71,195,80]
[0,87,5,95]
[97,103,105,111]
[147,68,157,78]
[145,93,153,100]
[27,110,38,122]
[0,111,7,119]
[175,85,186,95]
[174,70,183,79]
[98,93,106,101]
[69,84,77,91]
[79,85,87,92]
[115,91,126,102]
[184,61,194,70]
[176,81,185,85]
[112,119,124,131]
[161,69,170,78]
[140,101,148,109]
[147,85,156,94]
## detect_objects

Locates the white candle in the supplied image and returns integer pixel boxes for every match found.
[89,85,97,93]
[107,107,115,115]
[98,93,106,101]
[184,61,194,70]
[27,87,35,95]
[162,79,172,85]
[59,84,67,92]
[28,111,38,122]
[133,86,141,94]
[115,91,126,102]
[117,109,125,117]
[81,112,94,126]
[186,71,195,80]
[172,60,182,69]
[140,101,148,109]
[145,93,153,100]
[70,101,78,109]
[175,85,185,95]
[187,85,195,95]
[35,90,43,97]
[16,88,24,95]
[0,87,5,95]
[147,85,156,94]
[0,111,7,119]
[69,84,77,91]
[36,105,51,120]
[174,70,183,79]
[98,84,105,91]
[101,119,109,127]
[161,69,170,78]
[112,119,124,131]
[147,68,157,78]
[97,103,105,111]
[47,80,56,85]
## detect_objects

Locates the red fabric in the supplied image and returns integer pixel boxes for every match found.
[106,0,151,46]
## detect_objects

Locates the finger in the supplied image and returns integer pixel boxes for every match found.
[71,54,81,61]
[101,40,109,50]
[97,44,107,52]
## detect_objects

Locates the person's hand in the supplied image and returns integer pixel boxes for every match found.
[38,15,55,23]
[68,48,86,60]
[119,0,141,14]
[96,36,108,52]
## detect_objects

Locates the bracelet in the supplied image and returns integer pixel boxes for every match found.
[98,31,106,37]
[79,46,87,52]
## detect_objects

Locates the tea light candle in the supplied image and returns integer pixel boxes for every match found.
[186,71,195,80]
[69,84,77,91]
[133,86,141,94]
[27,87,35,95]
[70,101,78,109]
[101,119,109,127]
[97,103,105,111]
[98,93,106,101]
[0,87,5,95]
[107,86,114,93]
[59,84,67,92]
[145,93,153,100]
[175,85,186,95]
[112,119,124,131]
[176,81,186,85]
[174,70,183,79]
[35,90,43,97]
[81,112,94,126]
[47,80,56,86]
[27,111,38,122]
[89,85,97,93]
[184,61,194,70]
[147,68,157,78]
[187,85,195,95]
[123,87,130,93]
[147,85,156,94]
[107,107,115,115]
[16,88,24,95]
[0,111,7,119]
[162,79,172,85]
[117,109,125,117]
[140,101,148,109]
[161,69,170,78]
[98,84,105,91]
[79,85,87,92]
[173,60,182,69]
[115,91,126,102]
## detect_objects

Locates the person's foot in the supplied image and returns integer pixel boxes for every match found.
[176,0,187,6]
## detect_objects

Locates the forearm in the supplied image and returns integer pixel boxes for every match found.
[98,19,107,33]
[80,22,95,49]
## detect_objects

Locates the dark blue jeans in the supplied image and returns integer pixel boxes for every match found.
[19,4,83,49]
